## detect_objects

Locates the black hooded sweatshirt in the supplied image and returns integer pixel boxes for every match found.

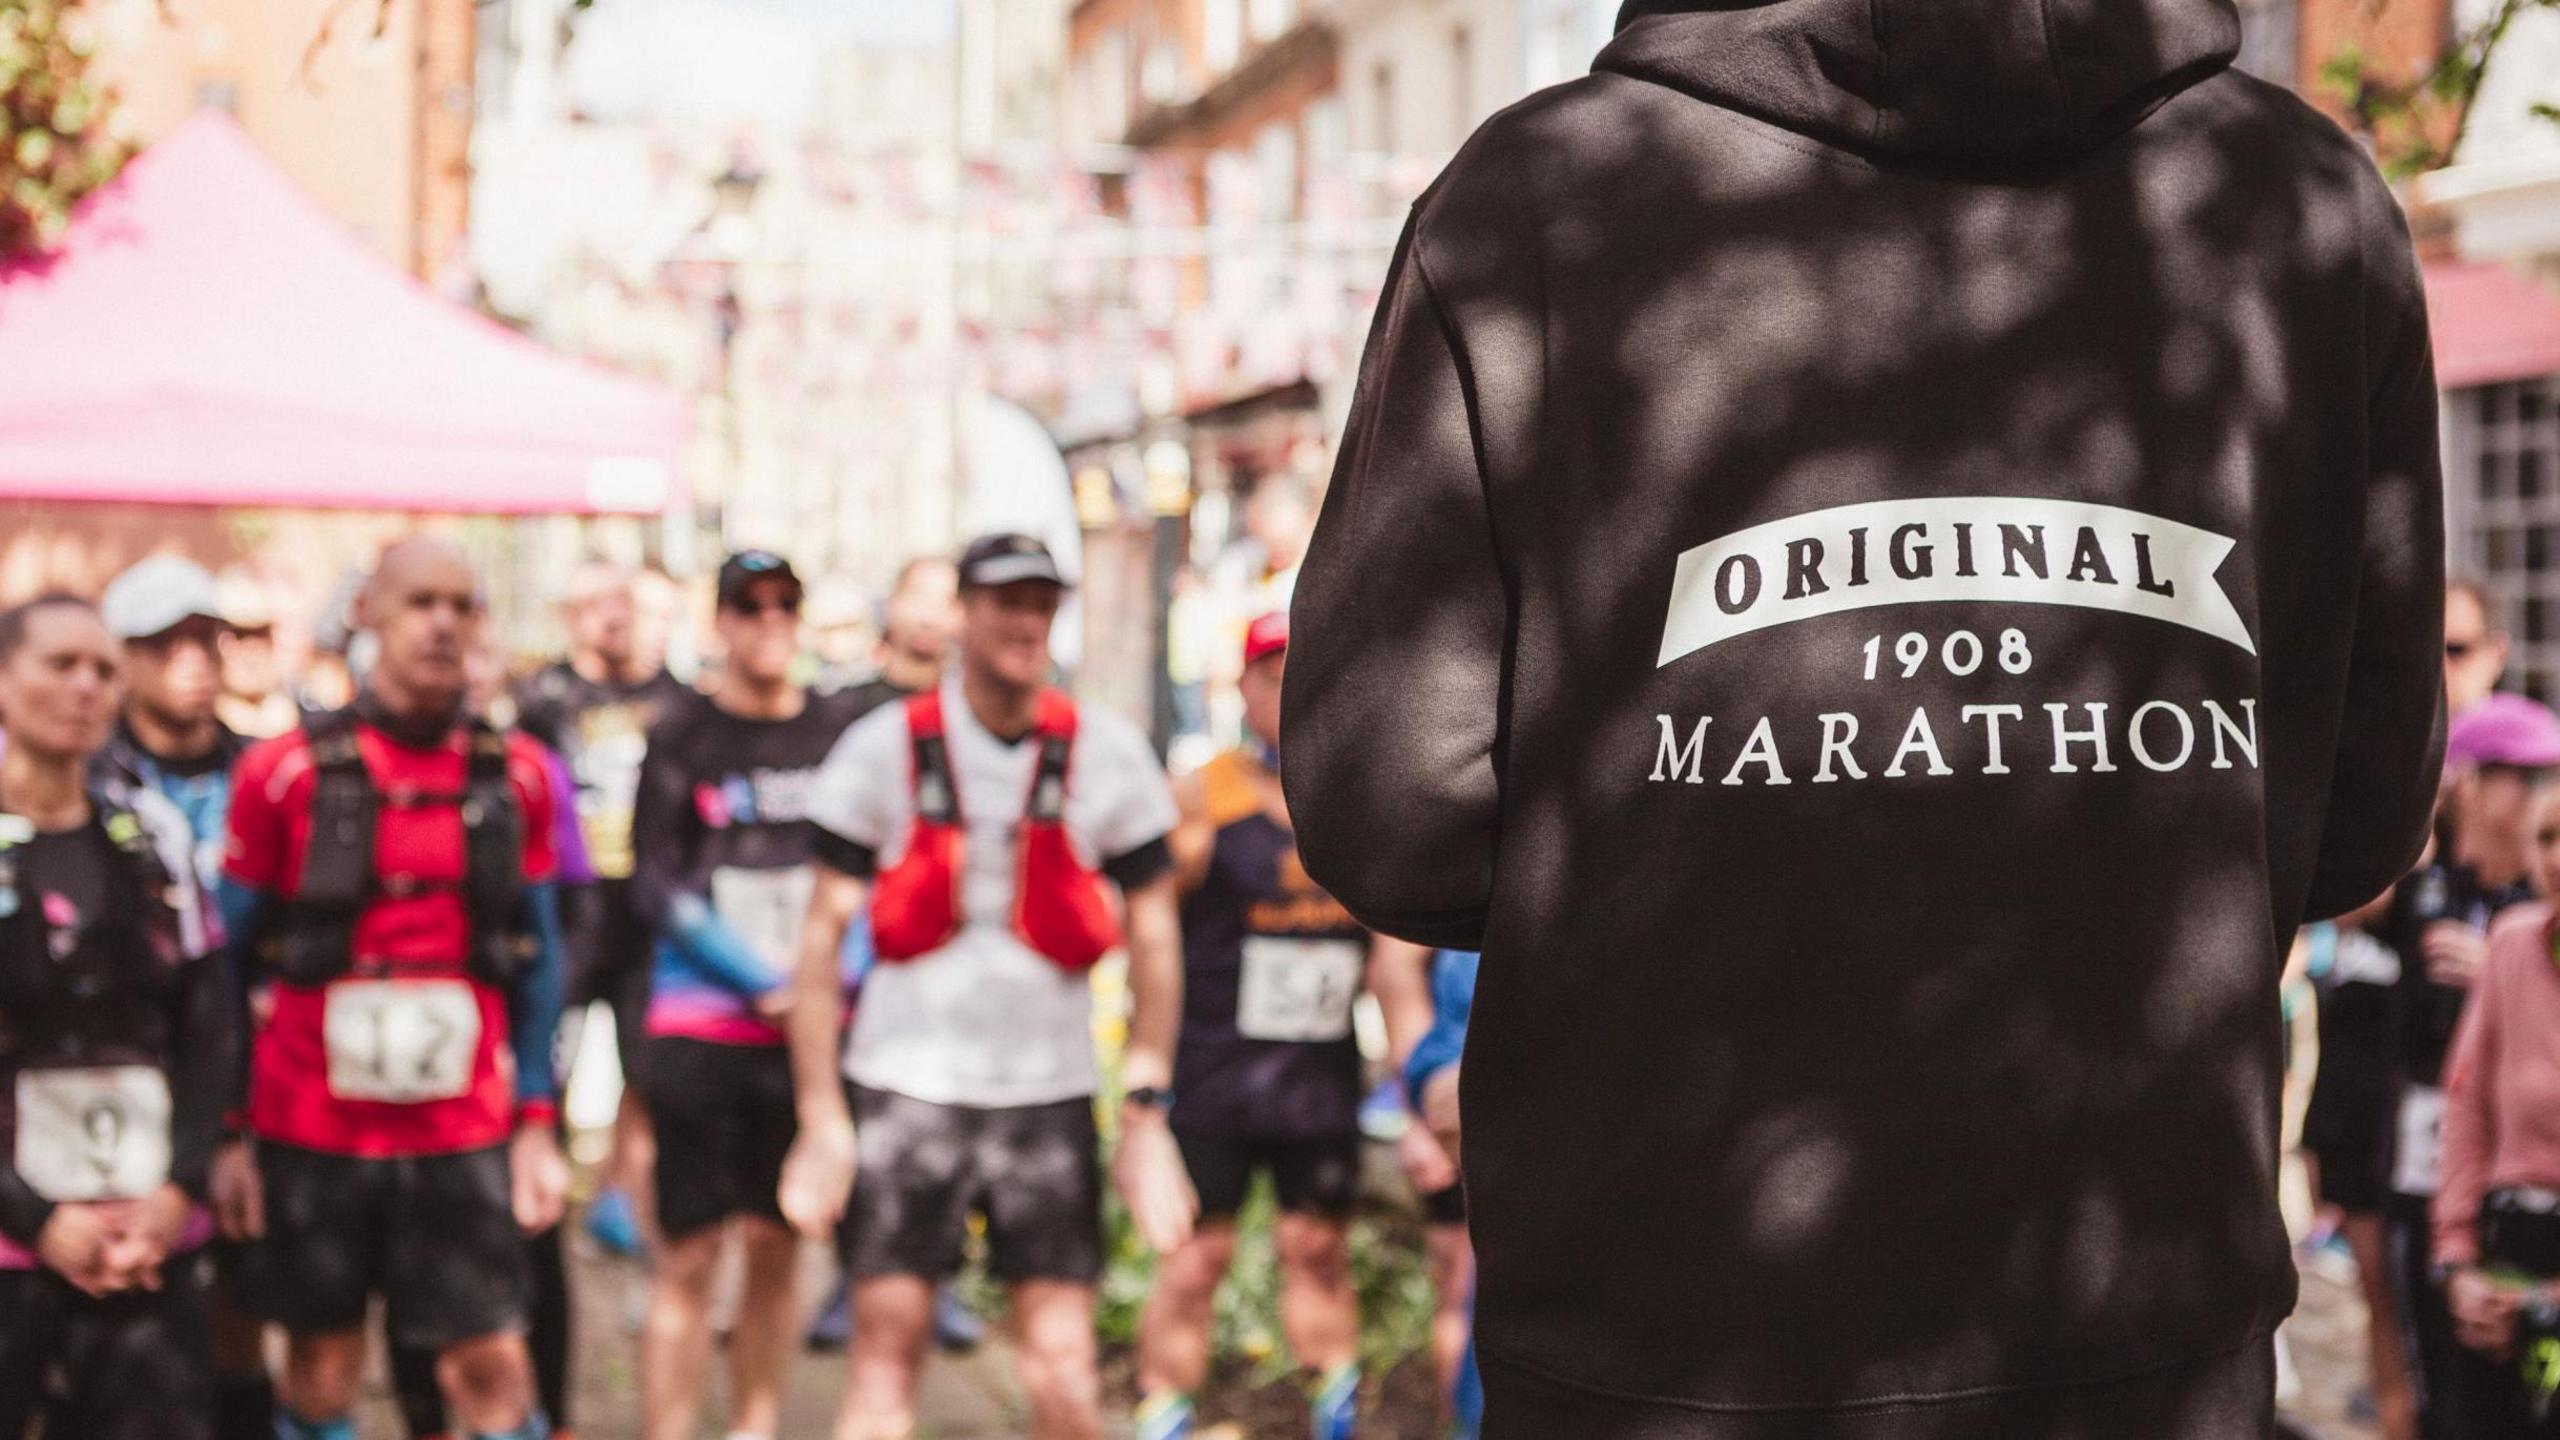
[1282,2,2446,1436]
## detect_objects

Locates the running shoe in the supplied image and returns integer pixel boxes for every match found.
[1310,1364,1358,1440]
[806,1274,854,1352]
[582,1187,643,1258]
[933,1283,986,1353]
[1134,1392,1195,1440]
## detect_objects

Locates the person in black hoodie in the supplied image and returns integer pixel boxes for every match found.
[1281,3,2447,1437]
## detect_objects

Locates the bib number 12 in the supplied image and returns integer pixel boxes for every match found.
[324,979,481,1104]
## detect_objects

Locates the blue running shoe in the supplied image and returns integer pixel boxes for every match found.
[1310,1364,1358,1440]
[582,1187,643,1258]
[932,1283,986,1353]
[1134,1392,1195,1440]
[805,1273,853,1352]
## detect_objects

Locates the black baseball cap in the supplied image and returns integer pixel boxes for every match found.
[957,533,1071,590]
[716,549,803,608]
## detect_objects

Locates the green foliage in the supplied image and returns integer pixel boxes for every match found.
[1090,1163,1441,1386]
[2321,0,2560,180]
[0,0,125,262]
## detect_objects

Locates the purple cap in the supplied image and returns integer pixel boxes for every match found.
[2447,692,2560,771]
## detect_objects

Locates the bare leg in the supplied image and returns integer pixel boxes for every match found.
[725,1218,801,1439]
[437,1331,540,1436]
[1275,1213,1359,1374]
[1426,1223,1477,1422]
[278,1331,366,1427]
[619,1094,661,1248]
[641,1225,724,1440]
[1010,1280,1103,1440]
[1135,1221,1237,1398]
[837,1276,932,1440]
[2346,1211,2419,1440]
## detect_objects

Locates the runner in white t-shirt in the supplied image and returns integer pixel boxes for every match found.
[779,534,1195,1440]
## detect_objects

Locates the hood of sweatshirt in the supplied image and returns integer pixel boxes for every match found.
[1597,0,2242,165]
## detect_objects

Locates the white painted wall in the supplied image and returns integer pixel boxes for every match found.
[1331,0,1524,158]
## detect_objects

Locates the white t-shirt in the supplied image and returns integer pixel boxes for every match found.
[809,680,1178,1108]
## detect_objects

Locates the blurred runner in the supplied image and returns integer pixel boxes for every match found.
[780,533,1194,1440]
[803,552,976,1358]
[212,570,298,742]
[219,538,570,1440]
[628,551,858,1440]
[389,643,598,1440]
[2299,894,2421,1440]
[2445,580,2511,721]
[514,560,691,1260]
[832,556,961,719]
[1134,613,1374,1440]
[1403,949,1481,1440]
[92,558,269,1440]
[2434,779,2560,1437]
[95,558,245,884]
[0,594,232,1440]
[2387,694,2560,1439]
[1371,935,1475,1438]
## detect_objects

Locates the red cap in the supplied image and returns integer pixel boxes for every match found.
[1244,611,1290,666]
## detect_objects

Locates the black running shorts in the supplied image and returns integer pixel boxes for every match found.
[839,1085,1103,1285]
[636,1036,797,1239]
[0,1257,213,1440]
[1175,1128,1362,1221]
[243,1140,527,1350]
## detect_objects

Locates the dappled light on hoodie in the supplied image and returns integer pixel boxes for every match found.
[1282,0,2446,1434]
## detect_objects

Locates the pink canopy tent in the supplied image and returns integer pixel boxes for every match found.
[2423,259,2560,392]
[0,111,687,514]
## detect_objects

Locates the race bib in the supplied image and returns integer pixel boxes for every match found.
[324,979,482,1104]
[14,1066,172,1203]
[712,865,816,974]
[1237,937,1362,1043]
[576,712,650,878]
[2396,1083,2447,1196]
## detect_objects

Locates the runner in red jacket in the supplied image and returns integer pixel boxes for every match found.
[218,538,568,1440]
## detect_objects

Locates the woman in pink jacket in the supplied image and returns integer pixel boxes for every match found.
[2433,779,2560,1437]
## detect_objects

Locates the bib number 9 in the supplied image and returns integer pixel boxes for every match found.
[1236,938,1362,1043]
[14,1066,172,1203]
[324,979,482,1104]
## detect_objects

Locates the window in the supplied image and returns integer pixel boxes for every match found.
[2449,376,2560,704]
[1250,0,1294,44]
[1255,121,1299,221]
[2232,0,2297,89]
[1143,39,1186,106]
[1091,30,1130,142]
[1373,60,1396,154]
[1205,0,1243,76]
[1451,25,1474,142]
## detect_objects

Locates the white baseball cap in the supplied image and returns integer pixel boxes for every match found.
[100,555,222,642]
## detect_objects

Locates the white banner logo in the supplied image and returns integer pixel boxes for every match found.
[1657,497,2254,667]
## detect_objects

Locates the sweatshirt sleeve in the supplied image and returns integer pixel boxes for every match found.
[2432,925,2506,1268]
[1281,211,1510,951]
[2302,180,2446,922]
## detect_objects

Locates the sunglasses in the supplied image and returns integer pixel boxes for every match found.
[134,618,225,651]
[724,595,801,619]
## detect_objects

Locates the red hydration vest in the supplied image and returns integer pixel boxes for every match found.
[870,689,1122,973]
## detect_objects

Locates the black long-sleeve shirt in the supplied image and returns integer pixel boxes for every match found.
[0,794,232,1249]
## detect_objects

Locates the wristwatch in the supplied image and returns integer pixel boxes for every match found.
[1124,1085,1175,1112]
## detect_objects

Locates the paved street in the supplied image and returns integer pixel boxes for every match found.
[332,1214,2392,1440]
